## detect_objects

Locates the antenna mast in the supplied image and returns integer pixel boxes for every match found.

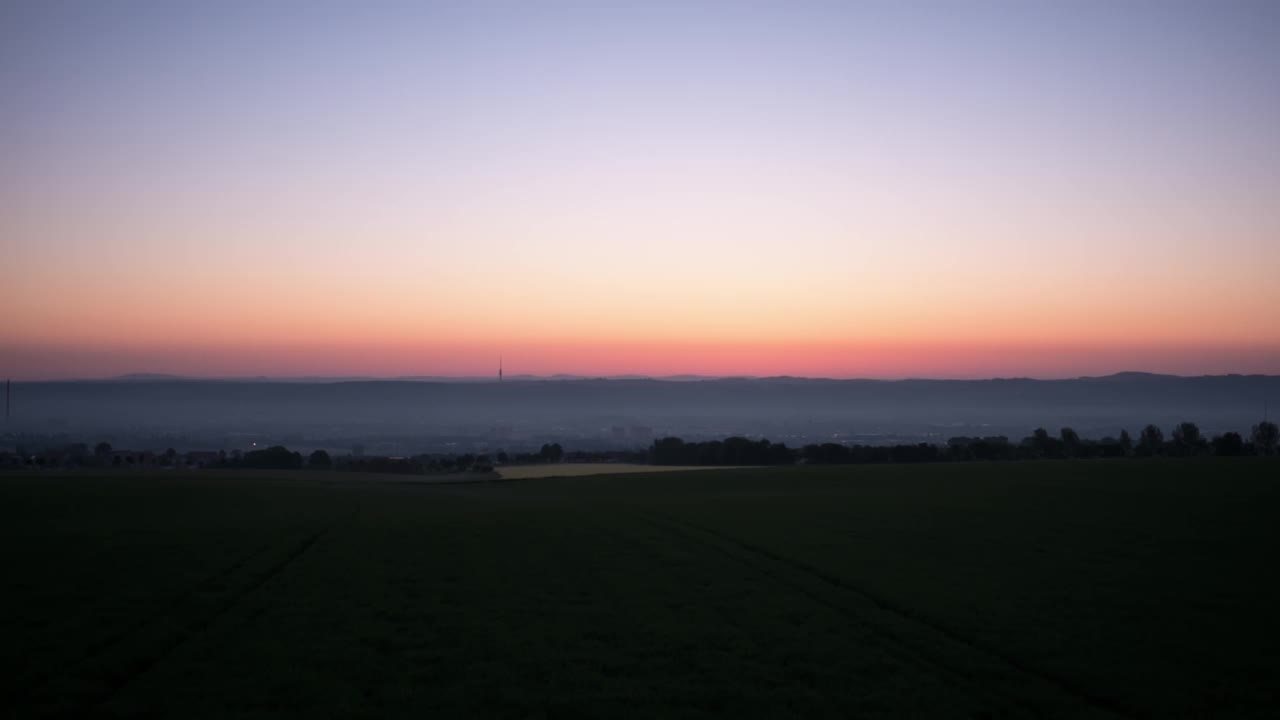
[499,356,503,384]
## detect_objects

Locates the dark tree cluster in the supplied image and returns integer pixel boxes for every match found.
[332,452,496,474]
[499,443,565,465]
[427,453,494,473]
[540,443,564,463]
[563,449,650,464]
[340,455,425,475]
[235,445,304,469]
[1256,420,1280,455]
[4,420,1277,476]
[798,420,1279,464]
[804,442,944,464]
[650,436,797,466]
[1020,428,1129,460]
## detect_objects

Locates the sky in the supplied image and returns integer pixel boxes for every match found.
[2,0,1279,380]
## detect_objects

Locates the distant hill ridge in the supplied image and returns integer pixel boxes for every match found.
[93,371,1269,384]
[9,373,1276,432]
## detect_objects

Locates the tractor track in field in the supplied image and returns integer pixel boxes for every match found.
[56,538,279,668]
[82,506,362,712]
[10,534,282,713]
[630,511,1033,714]
[637,510,1137,719]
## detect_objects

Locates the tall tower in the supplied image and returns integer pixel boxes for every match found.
[499,356,503,383]
[4,380,8,422]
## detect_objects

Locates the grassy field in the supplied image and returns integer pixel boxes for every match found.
[3,459,1278,718]
[497,463,739,480]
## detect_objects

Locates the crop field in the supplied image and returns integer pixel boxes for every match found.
[3,459,1278,718]
[497,463,736,480]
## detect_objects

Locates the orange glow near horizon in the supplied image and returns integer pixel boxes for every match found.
[3,242,1279,379]
[4,3,1279,380]
[4,209,1278,379]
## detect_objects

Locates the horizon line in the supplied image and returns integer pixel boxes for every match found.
[10,370,1279,384]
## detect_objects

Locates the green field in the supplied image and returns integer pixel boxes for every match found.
[3,460,1278,718]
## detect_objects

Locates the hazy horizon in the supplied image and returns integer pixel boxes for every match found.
[10,368,1280,384]
[5,348,1280,381]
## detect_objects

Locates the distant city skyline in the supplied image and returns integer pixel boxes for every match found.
[3,1,1278,380]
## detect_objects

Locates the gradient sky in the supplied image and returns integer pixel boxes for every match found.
[3,0,1279,379]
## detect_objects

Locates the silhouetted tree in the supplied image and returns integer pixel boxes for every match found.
[1095,437,1125,458]
[539,443,564,463]
[1029,428,1064,458]
[651,437,686,465]
[1060,428,1081,458]
[1118,430,1133,457]
[496,451,509,464]
[769,442,797,464]
[1171,422,1203,455]
[1031,428,1051,457]
[803,442,849,464]
[164,447,177,465]
[1253,420,1279,456]
[242,445,303,469]
[94,442,112,459]
[1211,432,1245,457]
[308,449,332,469]
[1138,424,1165,456]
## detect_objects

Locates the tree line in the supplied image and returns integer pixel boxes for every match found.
[652,420,1280,466]
[226,442,572,474]
[5,421,1276,473]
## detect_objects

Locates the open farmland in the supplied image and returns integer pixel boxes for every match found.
[496,463,738,480]
[3,459,1278,718]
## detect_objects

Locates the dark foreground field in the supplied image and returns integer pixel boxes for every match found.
[3,460,1278,718]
